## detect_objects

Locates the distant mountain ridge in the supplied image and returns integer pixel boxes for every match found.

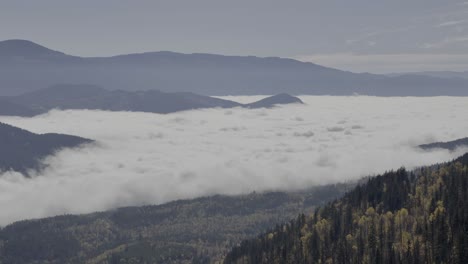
[1,40,468,96]
[389,71,468,80]
[419,137,468,151]
[0,39,67,58]
[0,99,38,117]
[0,122,93,175]
[0,84,303,116]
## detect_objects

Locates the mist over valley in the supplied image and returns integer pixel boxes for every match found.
[0,96,467,225]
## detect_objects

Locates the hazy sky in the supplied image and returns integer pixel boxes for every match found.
[2,0,468,72]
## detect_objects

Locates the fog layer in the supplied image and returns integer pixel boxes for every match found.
[0,96,467,225]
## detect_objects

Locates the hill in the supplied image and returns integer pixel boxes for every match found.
[419,137,468,151]
[0,39,69,59]
[244,93,303,108]
[0,184,351,264]
[1,40,468,96]
[0,122,93,174]
[0,84,303,116]
[0,98,37,117]
[225,153,468,264]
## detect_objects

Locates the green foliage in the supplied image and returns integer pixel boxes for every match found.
[224,153,468,264]
[0,184,348,264]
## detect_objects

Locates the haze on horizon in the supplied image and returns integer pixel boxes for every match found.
[2,0,468,73]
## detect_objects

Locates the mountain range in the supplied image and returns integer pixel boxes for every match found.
[0,122,92,175]
[1,39,468,96]
[0,84,303,116]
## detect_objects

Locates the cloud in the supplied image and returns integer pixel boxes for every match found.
[422,36,468,49]
[436,20,466,27]
[293,131,315,138]
[327,126,345,132]
[0,96,468,225]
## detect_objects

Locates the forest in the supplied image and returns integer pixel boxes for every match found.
[0,184,349,264]
[225,153,468,264]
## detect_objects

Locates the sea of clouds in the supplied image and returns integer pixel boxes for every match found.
[0,96,468,225]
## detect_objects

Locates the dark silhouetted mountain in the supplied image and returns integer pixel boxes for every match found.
[1,40,468,96]
[245,93,303,108]
[419,137,468,151]
[0,39,70,60]
[0,84,302,115]
[0,122,93,175]
[224,153,468,264]
[0,184,351,263]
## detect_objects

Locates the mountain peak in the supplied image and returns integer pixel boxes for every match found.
[0,39,65,58]
[245,93,303,108]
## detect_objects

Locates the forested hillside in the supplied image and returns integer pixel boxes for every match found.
[0,184,350,264]
[225,153,468,264]
[0,122,92,174]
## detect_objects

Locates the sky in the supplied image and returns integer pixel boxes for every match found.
[1,0,468,73]
[1,96,468,225]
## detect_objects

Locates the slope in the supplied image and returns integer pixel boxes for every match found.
[0,98,38,117]
[0,184,351,264]
[225,153,468,264]
[0,122,93,174]
[419,137,468,152]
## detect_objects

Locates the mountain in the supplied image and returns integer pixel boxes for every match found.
[0,84,303,116]
[225,153,468,264]
[0,98,37,117]
[0,184,351,264]
[0,39,68,59]
[1,40,468,96]
[244,93,303,108]
[419,137,468,151]
[0,122,93,175]
[389,71,468,80]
